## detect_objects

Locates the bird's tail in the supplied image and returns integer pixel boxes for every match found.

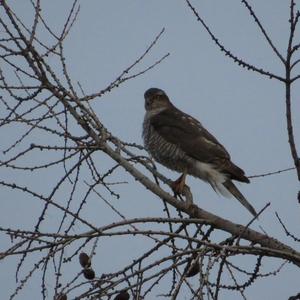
[223,180,257,217]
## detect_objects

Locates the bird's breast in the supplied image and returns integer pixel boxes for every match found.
[142,117,188,173]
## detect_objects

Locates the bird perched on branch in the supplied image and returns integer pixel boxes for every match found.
[142,87,257,217]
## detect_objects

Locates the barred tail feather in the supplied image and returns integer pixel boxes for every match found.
[223,180,257,217]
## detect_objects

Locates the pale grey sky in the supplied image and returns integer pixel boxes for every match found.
[1,1,300,299]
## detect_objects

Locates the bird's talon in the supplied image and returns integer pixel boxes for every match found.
[171,174,186,195]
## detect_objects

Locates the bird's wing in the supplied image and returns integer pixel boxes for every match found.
[151,108,249,182]
[150,108,230,162]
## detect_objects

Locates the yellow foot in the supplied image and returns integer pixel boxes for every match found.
[171,173,186,195]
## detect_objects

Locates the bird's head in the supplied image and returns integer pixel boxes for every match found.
[144,88,172,112]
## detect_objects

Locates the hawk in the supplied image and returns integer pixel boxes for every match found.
[142,88,257,216]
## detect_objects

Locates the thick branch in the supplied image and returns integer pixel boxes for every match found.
[285,80,300,179]
[101,142,300,267]
[45,79,300,266]
[285,0,300,180]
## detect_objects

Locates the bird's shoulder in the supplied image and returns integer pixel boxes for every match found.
[150,106,203,135]
[150,106,229,156]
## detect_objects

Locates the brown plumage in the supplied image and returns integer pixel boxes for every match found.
[142,88,256,216]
